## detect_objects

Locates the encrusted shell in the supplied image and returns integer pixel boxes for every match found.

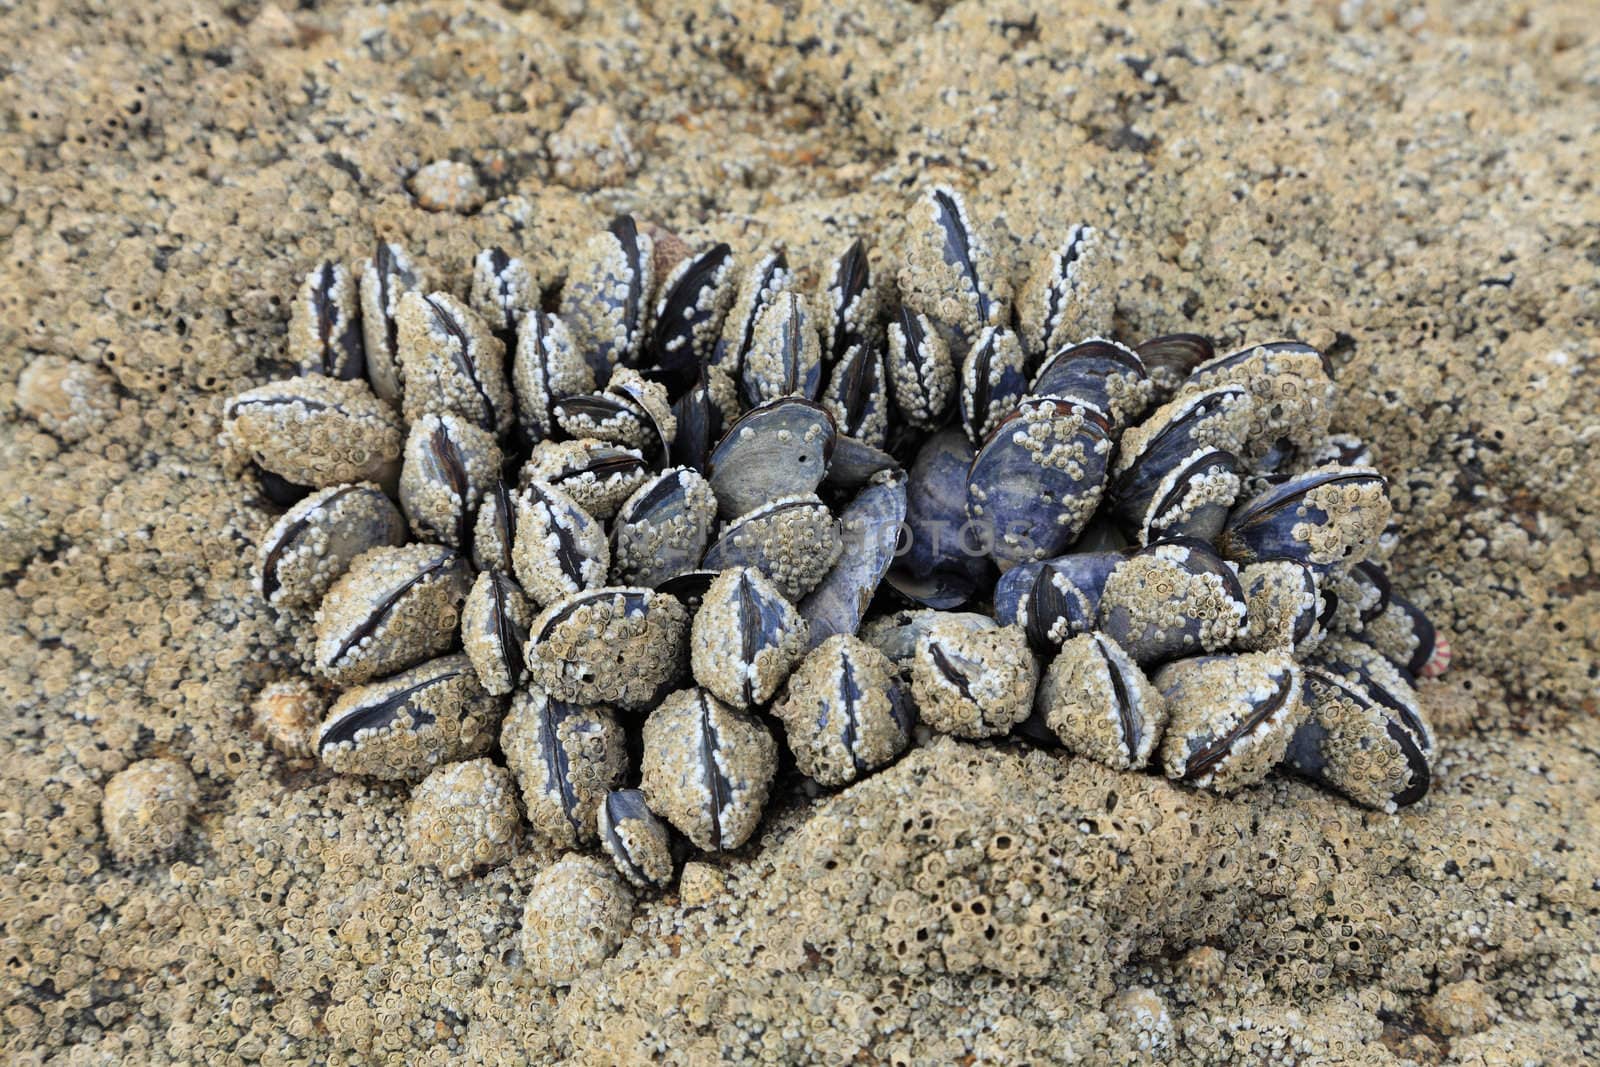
[598,788,677,890]
[640,687,777,852]
[670,365,739,474]
[311,544,471,685]
[554,367,676,456]
[1176,340,1335,469]
[1136,333,1213,405]
[650,242,737,380]
[396,290,512,436]
[255,482,407,610]
[1216,465,1392,574]
[1037,631,1166,770]
[1313,635,1435,758]
[611,467,719,589]
[521,439,650,521]
[1096,540,1247,667]
[471,481,518,574]
[222,375,404,489]
[707,398,837,519]
[966,395,1113,567]
[317,654,500,780]
[820,337,889,449]
[399,412,502,550]
[714,249,792,383]
[511,480,611,608]
[897,185,1009,355]
[561,215,654,377]
[909,615,1039,739]
[524,587,689,710]
[469,246,536,339]
[702,494,844,603]
[959,325,1030,445]
[885,307,955,431]
[460,570,532,695]
[359,241,426,402]
[690,567,809,708]
[519,854,634,986]
[290,261,365,381]
[993,551,1123,651]
[770,634,911,787]
[513,311,594,443]
[742,290,825,405]
[1235,559,1326,655]
[1284,664,1431,812]
[1322,560,1392,636]
[1030,338,1153,431]
[1155,652,1306,794]
[405,758,520,877]
[798,471,907,647]
[1016,226,1113,361]
[501,688,627,847]
[1358,591,1448,678]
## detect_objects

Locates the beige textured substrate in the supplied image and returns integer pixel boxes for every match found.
[1,1,1596,1063]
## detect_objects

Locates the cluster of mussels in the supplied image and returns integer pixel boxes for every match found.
[221,186,1450,889]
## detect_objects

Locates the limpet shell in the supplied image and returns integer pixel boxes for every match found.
[520,854,634,986]
[406,758,521,877]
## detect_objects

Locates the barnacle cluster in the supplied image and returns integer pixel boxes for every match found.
[222,184,1447,941]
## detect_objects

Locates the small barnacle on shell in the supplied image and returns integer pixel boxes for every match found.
[251,679,326,759]
[101,758,199,865]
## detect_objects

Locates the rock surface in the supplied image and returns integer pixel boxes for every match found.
[0,0,1596,1063]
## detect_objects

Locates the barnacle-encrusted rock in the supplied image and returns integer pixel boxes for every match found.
[909,616,1038,739]
[640,687,777,851]
[1097,540,1247,666]
[311,543,471,685]
[405,758,520,877]
[610,467,719,589]
[254,482,406,610]
[770,634,911,786]
[1037,631,1166,770]
[525,587,689,709]
[289,261,365,380]
[519,854,634,986]
[101,758,198,865]
[598,788,676,890]
[16,355,119,442]
[317,654,500,780]
[251,679,325,758]
[398,412,501,550]
[501,690,626,847]
[690,567,809,708]
[702,494,844,603]
[222,374,404,489]
[521,438,650,521]
[396,290,512,435]
[1156,652,1306,794]
[511,479,611,608]
[460,570,532,695]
